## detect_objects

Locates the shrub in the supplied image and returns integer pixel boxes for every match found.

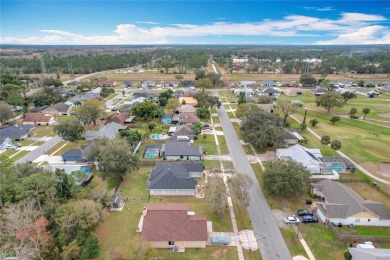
[306,199,312,205]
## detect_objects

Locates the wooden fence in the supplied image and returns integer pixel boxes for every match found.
[328,223,390,243]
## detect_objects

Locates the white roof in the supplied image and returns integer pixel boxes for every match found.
[46,164,89,174]
[276,144,323,173]
[89,87,102,94]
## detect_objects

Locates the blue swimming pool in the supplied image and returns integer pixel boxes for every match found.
[162,118,171,124]
[151,134,166,140]
[325,163,344,173]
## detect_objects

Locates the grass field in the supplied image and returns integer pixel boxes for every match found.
[338,225,390,237]
[30,125,55,137]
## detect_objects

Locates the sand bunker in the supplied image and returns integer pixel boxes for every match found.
[379,162,390,178]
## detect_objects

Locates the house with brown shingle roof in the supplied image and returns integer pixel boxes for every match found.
[42,102,72,116]
[311,180,390,226]
[22,113,56,125]
[178,113,200,125]
[107,112,135,124]
[177,104,197,114]
[282,87,303,96]
[138,204,208,250]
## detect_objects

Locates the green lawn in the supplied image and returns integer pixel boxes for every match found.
[18,139,38,146]
[280,227,308,258]
[196,135,217,155]
[9,150,29,161]
[157,246,238,260]
[51,140,89,156]
[2,149,18,157]
[203,159,221,170]
[227,111,235,119]
[46,141,67,155]
[291,109,390,178]
[30,125,55,137]
[56,115,77,123]
[300,224,347,260]
[338,225,390,237]
[217,135,229,155]
[212,115,221,124]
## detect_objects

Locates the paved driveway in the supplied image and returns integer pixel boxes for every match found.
[213,90,291,260]
[16,136,62,164]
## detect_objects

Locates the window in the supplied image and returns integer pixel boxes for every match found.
[168,241,175,245]
[355,218,360,223]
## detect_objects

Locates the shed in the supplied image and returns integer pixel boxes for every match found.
[110,196,124,211]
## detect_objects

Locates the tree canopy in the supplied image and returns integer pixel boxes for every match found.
[53,118,85,142]
[316,92,344,113]
[193,92,221,109]
[76,99,105,125]
[263,160,311,197]
[0,103,14,124]
[131,101,159,120]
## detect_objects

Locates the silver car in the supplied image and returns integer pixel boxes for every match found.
[283,216,300,224]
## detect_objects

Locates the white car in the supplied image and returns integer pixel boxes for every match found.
[5,145,17,150]
[283,216,300,224]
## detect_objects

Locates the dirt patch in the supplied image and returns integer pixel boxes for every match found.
[378,113,390,118]
[375,106,390,111]
[212,248,227,259]
[379,162,390,178]
[272,209,289,229]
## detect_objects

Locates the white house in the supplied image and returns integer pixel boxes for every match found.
[311,180,390,226]
[232,88,254,96]
[142,80,156,88]
[0,137,13,152]
[239,81,257,88]
[276,144,323,173]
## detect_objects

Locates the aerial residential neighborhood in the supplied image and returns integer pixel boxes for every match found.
[1,1,390,260]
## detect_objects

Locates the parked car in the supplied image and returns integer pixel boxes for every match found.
[297,209,312,217]
[283,216,300,224]
[14,143,22,147]
[301,215,318,223]
[211,236,230,245]
[4,145,17,150]
[111,107,119,111]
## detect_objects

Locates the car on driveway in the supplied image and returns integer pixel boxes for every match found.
[301,215,318,223]
[283,216,300,224]
[297,209,312,217]
[211,236,230,245]
[4,144,17,150]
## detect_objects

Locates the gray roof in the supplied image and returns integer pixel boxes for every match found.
[312,180,390,219]
[262,88,279,94]
[148,162,203,190]
[349,247,390,260]
[84,122,128,141]
[31,105,50,112]
[0,124,34,139]
[172,125,196,136]
[62,149,83,158]
[163,141,203,156]
[283,130,299,140]
[50,102,70,113]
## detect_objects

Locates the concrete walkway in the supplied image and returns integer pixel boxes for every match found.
[209,230,259,251]
[290,115,390,184]
[210,115,245,260]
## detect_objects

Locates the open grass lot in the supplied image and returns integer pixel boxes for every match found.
[30,125,55,137]
[227,111,235,119]
[18,139,38,146]
[219,90,235,98]
[212,115,221,124]
[217,135,229,155]
[196,135,217,155]
[1,149,18,157]
[338,225,390,237]
[291,109,390,179]
[299,224,346,260]
[203,159,221,170]
[91,71,196,82]
[46,141,67,155]
[9,150,30,161]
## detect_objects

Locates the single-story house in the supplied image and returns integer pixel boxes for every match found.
[259,88,280,97]
[222,80,237,88]
[128,67,144,73]
[379,87,390,94]
[46,163,91,175]
[30,105,50,113]
[244,96,256,103]
[364,80,377,87]
[276,144,323,173]
[177,104,197,114]
[107,112,135,124]
[161,141,203,161]
[42,102,72,116]
[257,104,274,113]
[0,124,34,140]
[355,87,380,96]
[142,80,156,88]
[179,80,195,88]
[138,204,208,250]
[120,81,133,88]
[260,80,277,87]
[311,179,390,226]
[22,113,56,125]
[61,149,84,162]
[281,81,299,87]
[84,122,128,141]
[147,162,204,196]
[179,97,197,106]
[291,100,304,107]
[161,81,176,87]
[338,80,353,87]
[66,92,102,106]
[314,88,328,96]
[239,81,256,88]
[123,97,147,106]
[283,88,303,96]
[178,113,200,125]
[169,125,197,140]
[99,81,116,87]
[232,88,254,96]
[348,243,390,260]
[0,137,13,152]
[171,114,180,124]
[378,81,390,88]
[283,130,304,145]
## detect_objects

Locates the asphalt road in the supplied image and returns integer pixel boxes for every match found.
[213,91,292,260]
[16,136,63,164]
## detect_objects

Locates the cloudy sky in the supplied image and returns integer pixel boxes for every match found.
[1,0,389,45]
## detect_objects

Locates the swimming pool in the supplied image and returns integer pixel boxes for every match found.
[151,134,167,140]
[325,163,344,173]
[162,118,171,124]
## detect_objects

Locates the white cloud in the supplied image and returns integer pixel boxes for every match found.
[315,25,390,45]
[135,21,159,25]
[303,6,334,11]
[0,12,388,45]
